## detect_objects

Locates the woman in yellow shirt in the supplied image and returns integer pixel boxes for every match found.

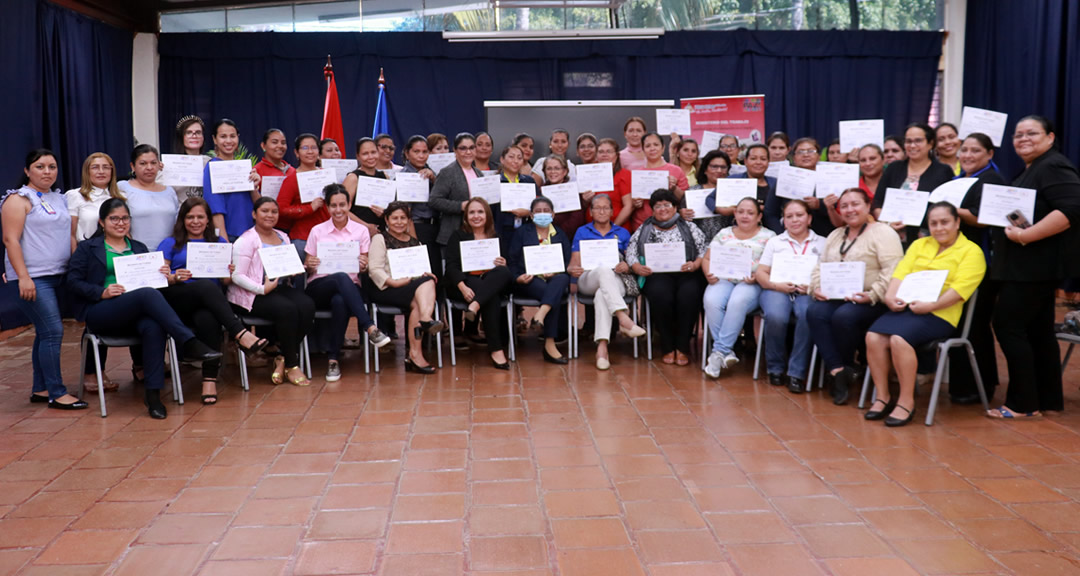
[864,202,986,426]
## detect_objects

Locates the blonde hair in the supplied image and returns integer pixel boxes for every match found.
[79,152,123,201]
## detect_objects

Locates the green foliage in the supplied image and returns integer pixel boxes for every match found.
[207,142,258,162]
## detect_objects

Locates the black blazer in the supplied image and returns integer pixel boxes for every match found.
[67,235,151,321]
[958,168,1006,248]
[872,159,955,235]
[430,162,484,245]
[507,223,571,278]
[444,229,511,288]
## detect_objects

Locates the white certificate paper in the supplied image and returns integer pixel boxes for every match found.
[959,106,1008,147]
[709,244,753,280]
[523,244,565,276]
[656,108,692,136]
[394,172,430,203]
[320,159,358,183]
[700,131,723,153]
[542,182,580,213]
[929,178,978,208]
[469,175,502,205]
[839,119,884,151]
[316,241,360,275]
[768,252,817,286]
[427,153,456,174]
[684,188,713,219]
[460,238,501,273]
[775,165,817,200]
[387,245,432,280]
[297,169,337,203]
[631,170,669,199]
[765,162,787,180]
[208,160,254,193]
[896,269,949,304]
[354,177,396,209]
[259,244,305,279]
[978,184,1036,228]
[714,178,758,208]
[113,251,167,290]
[500,183,536,212]
[815,162,860,199]
[187,242,232,278]
[159,154,207,187]
[579,239,619,271]
[260,176,285,200]
[877,188,930,227]
[643,242,687,273]
[820,261,866,300]
[575,162,614,192]
[728,164,748,177]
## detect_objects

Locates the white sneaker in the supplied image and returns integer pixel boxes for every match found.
[705,351,724,378]
[722,352,740,369]
[369,328,391,348]
[325,361,342,382]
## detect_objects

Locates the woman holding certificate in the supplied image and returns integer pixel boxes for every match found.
[592,138,626,223]
[702,198,776,378]
[430,133,484,247]
[934,123,962,176]
[543,155,586,241]
[344,137,389,238]
[872,123,955,243]
[864,202,985,426]
[508,197,572,364]
[228,197,315,387]
[767,132,791,163]
[670,137,700,187]
[319,138,342,160]
[731,145,781,232]
[203,119,262,241]
[401,135,441,274]
[367,202,443,374]
[693,150,734,239]
[987,115,1080,419]
[276,133,330,252]
[427,133,450,155]
[576,133,598,165]
[122,145,180,254]
[615,132,689,233]
[513,133,536,167]
[68,198,224,418]
[256,129,294,182]
[172,115,207,202]
[496,145,537,254]
[856,144,884,200]
[626,189,707,365]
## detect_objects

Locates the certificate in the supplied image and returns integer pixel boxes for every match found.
[896,269,949,304]
[208,160,254,193]
[775,165,817,200]
[187,242,232,278]
[427,153,456,174]
[394,172,430,203]
[815,162,860,199]
[469,175,502,205]
[523,244,565,276]
[708,244,752,280]
[320,159,358,183]
[765,162,787,180]
[728,164,748,177]
[768,252,817,286]
[683,188,713,219]
[700,131,723,153]
[839,119,884,151]
[260,176,285,200]
[387,245,432,279]
[575,162,614,192]
[643,242,687,273]
[296,169,336,203]
[480,170,498,177]
[579,239,619,271]
[819,261,866,300]
[977,184,1036,228]
[656,108,692,135]
[500,183,536,212]
[929,178,978,208]
[316,241,360,275]
[159,154,207,187]
[959,106,1008,147]
[631,170,669,199]
[714,178,758,207]
[113,251,167,290]
[354,177,396,209]
[542,182,580,213]
[877,189,930,227]
[459,238,501,273]
[259,244,305,279]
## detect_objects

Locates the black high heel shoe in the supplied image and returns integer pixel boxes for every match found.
[491,356,511,370]
[414,320,446,340]
[885,405,916,427]
[404,357,436,375]
[864,397,896,421]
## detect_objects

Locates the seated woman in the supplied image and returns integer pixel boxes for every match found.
[807,188,904,405]
[567,194,646,370]
[444,197,514,369]
[227,197,315,387]
[865,202,985,426]
[690,150,733,240]
[508,197,572,364]
[304,184,391,382]
[158,197,269,404]
[626,189,707,365]
[702,198,776,378]
[755,200,826,392]
[68,198,223,418]
[367,201,444,374]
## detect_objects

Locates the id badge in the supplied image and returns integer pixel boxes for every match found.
[39,199,57,215]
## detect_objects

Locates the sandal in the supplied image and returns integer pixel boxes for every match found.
[675,351,690,366]
[986,407,1042,420]
[661,352,675,365]
[201,378,218,405]
[270,355,286,385]
[236,329,269,355]
[286,366,310,387]
[83,376,119,394]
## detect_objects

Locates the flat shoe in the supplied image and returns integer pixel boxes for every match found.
[619,324,646,339]
[596,357,611,370]
[30,393,50,404]
[543,347,568,365]
[49,399,89,410]
[884,405,916,427]
[864,398,895,421]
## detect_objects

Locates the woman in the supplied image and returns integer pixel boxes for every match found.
[3,149,85,409]
[857,144,885,200]
[319,138,342,160]
[431,133,484,247]
[693,150,733,240]
[672,137,701,187]
[935,123,962,175]
[719,135,741,166]
[543,155,587,241]
[872,123,955,244]
[257,129,294,183]
[67,153,124,243]
[619,117,648,171]
[343,137,388,238]
[883,135,906,165]
[375,133,401,172]
[826,139,849,164]
[427,133,450,155]
[987,116,1080,419]
[444,198,514,368]
[702,198,776,378]
[737,144,782,233]
[626,189,707,365]
[766,132,791,163]
[508,197,572,364]
[474,132,498,173]
[756,199,826,392]
[615,132,689,233]
[68,199,223,418]
[173,115,207,201]
[122,145,180,254]
[567,194,645,370]
[591,138,626,223]
[576,133,598,165]
[203,119,262,241]
[807,188,903,405]
[228,197,315,386]
[367,202,444,374]
[785,137,842,237]
[276,133,329,253]
[865,202,985,426]
[158,198,269,403]
[401,135,441,272]
[304,184,392,381]
[512,133,535,167]
[496,145,537,254]
[531,130,575,184]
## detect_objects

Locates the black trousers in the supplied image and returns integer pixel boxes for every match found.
[306,273,375,360]
[642,272,704,355]
[451,266,514,353]
[994,280,1063,413]
[235,285,315,367]
[948,278,1000,399]
[162,280,246,378]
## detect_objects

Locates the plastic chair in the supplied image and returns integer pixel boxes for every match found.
[370,302,442,372]
[570,292,640,359]
[80,330,182,418]
[237,315,311,391]
[506,294,572,363]
[445,297,510,366]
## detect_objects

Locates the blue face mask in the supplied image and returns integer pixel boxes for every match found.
[532,213,553,227]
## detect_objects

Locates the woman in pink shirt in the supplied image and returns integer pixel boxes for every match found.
[615,132,689,233]
[619,116,648,171]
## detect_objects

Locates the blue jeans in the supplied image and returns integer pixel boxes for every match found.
[15,275,68,399]
[703,280,761,356]
[759,290,812,379]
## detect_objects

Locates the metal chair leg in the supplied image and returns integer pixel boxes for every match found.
[806,346,817,392]
[858,367,873,409]
[447,299,457,367]
[752,314,765,380]
[632,298,639,359]
[645,300,652,361]
[90,335,107,418]
[435,304,443,369]
[507,298,516,363]
[168,337,183,405]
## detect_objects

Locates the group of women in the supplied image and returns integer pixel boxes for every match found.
[4,113,1078,427]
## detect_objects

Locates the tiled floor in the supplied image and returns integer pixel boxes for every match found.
[1,315,1079,576]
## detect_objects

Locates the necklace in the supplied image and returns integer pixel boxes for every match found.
[838,224,867,259]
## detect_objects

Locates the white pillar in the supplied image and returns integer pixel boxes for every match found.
[132,33,159,149]
[941,0,967,124]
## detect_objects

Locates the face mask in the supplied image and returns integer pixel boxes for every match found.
[532,213,553,227]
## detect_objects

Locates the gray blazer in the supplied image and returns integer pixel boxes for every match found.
[430,161,483,245]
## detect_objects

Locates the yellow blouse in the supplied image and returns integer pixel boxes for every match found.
[892,233,986,327]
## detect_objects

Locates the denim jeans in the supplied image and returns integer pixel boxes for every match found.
[15,275,69,399]
[703,280,762,356]
[759,290,812,379]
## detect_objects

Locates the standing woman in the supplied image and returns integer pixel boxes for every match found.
[3,149,85,409]
[883,135,906,165]
[826,139,849,164]
[857,144,885,201]
[375,134,402,172]
[542,155,586,241]
[766,132,791,163]
[531,130,575,184]
[719,135,741,166]
[694,150,734,240]
[431,133,483,247]
[615,132,689,233]
[935,123,962,176]
[427,133,450,155]
[173,115,207,201]
[343,137,387,238]
[508,197,572,364]
[987,115,1080,419]
[203,119,262,241]
[496,145,537,254]
[872,123,955,243]
[122,144,180,254]
[257,129,294,183]
[320,138,342,160]
[512,133,536,169]
[737,145,780,233]
[619,117,648,171]
[595,138,626,223]
[474,132,498,173]
[66,153,124,243]
[275,133,329,253]
[672,138,701,187]
[787,138,842,237]
[401,135,441,272]
[576,133,598,165]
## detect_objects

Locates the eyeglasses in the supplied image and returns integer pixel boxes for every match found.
[904,138,926,145]
[794,149,818,156]
[720,143,738,149]
[707,163,729,171]
[299,146,319,151]
[653,202,674,210]
[184,130,203,137]
[591,205,612,212]
[1012,130,1045,141]
[89,165,112,172]
[107,216,130,224]
[457,145,476,151]
[378,145,396,152]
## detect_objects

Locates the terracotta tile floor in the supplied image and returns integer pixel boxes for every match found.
[1,317,1079,576]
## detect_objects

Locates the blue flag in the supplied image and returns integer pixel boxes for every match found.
[371,72,389,138]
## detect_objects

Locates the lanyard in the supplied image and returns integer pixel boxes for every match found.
[787,238,810,255]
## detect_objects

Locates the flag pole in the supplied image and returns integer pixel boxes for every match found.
[324,55,333,90]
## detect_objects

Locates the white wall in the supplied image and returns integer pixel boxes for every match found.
[132,32,159,148]
[942,0,966,124]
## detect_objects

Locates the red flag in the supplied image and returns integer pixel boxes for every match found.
[322,58,345,147]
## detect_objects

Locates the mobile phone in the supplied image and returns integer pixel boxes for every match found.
[1006,209,1031,229]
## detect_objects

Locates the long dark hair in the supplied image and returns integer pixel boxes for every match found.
[174,115,205,155]
[92,198,129,238]
[19,148,56,187]
[171,198,217,251]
